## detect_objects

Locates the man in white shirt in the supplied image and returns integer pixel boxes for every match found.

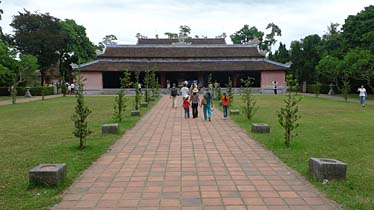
[358,85,367,107]
[181,83,189,100]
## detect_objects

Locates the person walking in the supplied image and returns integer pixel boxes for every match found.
[221,92,230,118]
[181,83,189,100]
[201,91,213,121]
[190,88,200,118]
[67,83,72,95]
[170,83,178,108]
[358,85,367,107]
[272,80,278,95]
[183,96,190,118]
[70,83,75,94]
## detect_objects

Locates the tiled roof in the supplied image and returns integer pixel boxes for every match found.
[99,45,263,59]
[137,38,226,45]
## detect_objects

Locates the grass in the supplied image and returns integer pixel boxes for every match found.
[0,95,158,210]
[220,95,374,210]
[336,93,373,100]
[0,96,28,101]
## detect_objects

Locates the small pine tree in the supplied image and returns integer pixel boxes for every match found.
[216,84,222,101]
[278,74,302,147]
[155,77,160,97]
[227,76,233,104]
[143,69,150,102]
[113,70,131,122]
[150,70,157,98]
[341,77,350,102]
[71,71,92,149]
[134,71,141,110]
[314,81,321,97]
[241,77,258,120]
[61,77,67,96]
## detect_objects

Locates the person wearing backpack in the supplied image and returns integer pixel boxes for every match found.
[170,83,178,108]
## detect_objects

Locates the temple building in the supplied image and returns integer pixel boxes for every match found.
[78,38,288,93]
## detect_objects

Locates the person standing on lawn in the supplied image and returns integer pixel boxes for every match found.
[221,92,230,118]
[358,85,367,107]
[190,88,200,118]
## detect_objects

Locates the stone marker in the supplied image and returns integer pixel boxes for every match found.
[140,102,148,107]
[149,98,155,101]
[29,163,66,185]
[251,123,270,133]
[230,110,240,115]
[102,123,119,134]
[131,110,140,116]
[309,158,347,181]
[25,87,32,97]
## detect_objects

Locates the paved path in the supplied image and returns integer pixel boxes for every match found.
[53,96,341,210]
[0,94,62,106]
[301,93,374,105]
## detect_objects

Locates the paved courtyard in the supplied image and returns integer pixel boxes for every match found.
[53,96,341,210]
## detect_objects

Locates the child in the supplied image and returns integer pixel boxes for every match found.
[183,96,190,118]
[221,92,230,118]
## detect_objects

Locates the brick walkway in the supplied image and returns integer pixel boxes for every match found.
[53,96,341,210]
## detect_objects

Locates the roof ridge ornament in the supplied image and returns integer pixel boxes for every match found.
[172,33,192,45]
[244,38,261,47]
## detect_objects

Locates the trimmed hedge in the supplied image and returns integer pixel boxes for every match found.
[0,87,54,96]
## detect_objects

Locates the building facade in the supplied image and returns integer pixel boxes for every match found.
[78,38,288,93]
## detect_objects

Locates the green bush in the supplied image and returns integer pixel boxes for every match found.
[307,84,331,94]
[0,87,54,96]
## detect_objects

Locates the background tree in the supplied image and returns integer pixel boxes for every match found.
[143,69,150,102]
[97,34,118,50]
[278,74,302,147]
[164,32,178,39]
[315,55,341,88]
[10,10,65,86]
[59,19,96,82]
[0,40,17,87]
[269,42,290,63]
[11,54,38,104]
[240,77,257,120]
[113,70,131,122]
[342,5,374,52]
[71,71,91,149]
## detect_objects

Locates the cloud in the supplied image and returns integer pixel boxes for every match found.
[1,0,373,48]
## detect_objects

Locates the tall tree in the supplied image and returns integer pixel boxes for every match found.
[342,5,374,52]
[59,19,96,81]
[0,40,17,86]
[320,23,344,58]
[10,10,65,86]
[230,25,264,45]
[269,42,289,63]
[98,34,118,50]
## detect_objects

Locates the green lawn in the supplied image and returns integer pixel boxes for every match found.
[223,95,374,210]
[0,96,157,210]
[0,96,26,101]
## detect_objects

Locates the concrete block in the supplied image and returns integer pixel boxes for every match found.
[140,102,148,107]
[309,158,347,181]
[29,164,66,185]
[131,110,140,116]
[251,123,270,133]
[102,123,119,134]
[230,110,240,115]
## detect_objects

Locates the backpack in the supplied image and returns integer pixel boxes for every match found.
[171,88,177,96]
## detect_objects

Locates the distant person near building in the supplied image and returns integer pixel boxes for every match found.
[272,80,278,95]
[221,92,230,118]
[358,85,367,107]
[70,83,75,94]
[170,83,178,108]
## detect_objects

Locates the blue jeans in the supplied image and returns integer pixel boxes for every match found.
[223,105,228,117]
[184,108,190,118]
[360,96,366,105]
[203,105,212,120]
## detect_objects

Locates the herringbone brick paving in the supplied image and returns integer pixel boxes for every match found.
[53,96,341,210]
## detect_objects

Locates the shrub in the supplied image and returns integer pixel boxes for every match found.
[241,77,257,120]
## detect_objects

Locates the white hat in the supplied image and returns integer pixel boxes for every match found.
[193,88,199,93]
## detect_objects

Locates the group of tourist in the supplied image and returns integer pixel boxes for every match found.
[169,81,230,121]
[66,82,75,95]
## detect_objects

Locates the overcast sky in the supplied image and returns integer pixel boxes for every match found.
[1,0,373,49]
